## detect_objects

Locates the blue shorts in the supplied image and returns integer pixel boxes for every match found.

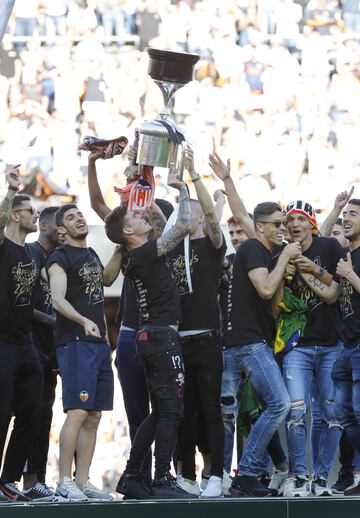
[56,340,114,412]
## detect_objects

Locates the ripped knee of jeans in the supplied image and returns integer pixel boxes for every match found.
[221,396,235,407]
[323,399,343,429]
[287,400,306,429]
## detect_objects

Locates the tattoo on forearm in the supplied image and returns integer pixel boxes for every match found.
[210,222,221,235]
[0,190,16,243]
[307,276,324,291]
[149,210,166,235]
[157,186,190,256]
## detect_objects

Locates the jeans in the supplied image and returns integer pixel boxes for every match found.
[332,344,360,457]
[115,329,151,485]
[177,336,224,479]
[0,342,43,483]
[283,344,342,478]
[126,328,184,480]
[229,342,290,477]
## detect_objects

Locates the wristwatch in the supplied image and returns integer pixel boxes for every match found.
[316,266,326,277]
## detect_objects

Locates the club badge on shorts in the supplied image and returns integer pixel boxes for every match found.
[79,390,89,402]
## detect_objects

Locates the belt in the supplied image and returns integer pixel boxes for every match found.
[180,330,220,344]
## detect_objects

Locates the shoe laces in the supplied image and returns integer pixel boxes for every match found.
[83,481,100,492]
[5,482,21,493]
[295,477,308,488]
[33,482,53,495]
[61,478,84,495]
[314,477,327,488]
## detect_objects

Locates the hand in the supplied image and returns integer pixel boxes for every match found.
[167,175,186,190]
[6,165,21,191]
[208,153,231,181]
[285,260,296,277]
[128,142,138,164]
[88,146,106,162]
[184,146,196,179]
[336,252,353,278]
[294,255,318,274]
[213,189,227,203]
[283,242,302,260]
[334,186,354,210]
[83,318,101,338]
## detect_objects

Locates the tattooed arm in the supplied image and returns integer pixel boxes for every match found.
[300,273,340,304]
[147,201,167,238]
[185,148,223,248]
[157,184,191,257]
[319,187,354,236]
[0,166,21,246]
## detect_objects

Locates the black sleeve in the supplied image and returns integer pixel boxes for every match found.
[46,247,70,273]
[243,240,270,273]
[328,237,344,283]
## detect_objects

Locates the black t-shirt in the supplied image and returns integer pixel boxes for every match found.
[122,239,181,326]
[224,238,275,347]
[289,236,343,346]
[46,245,106,346]
[169,236,227,331]
[339,246,360,346]
[0,237,44,344]
[28,241,55,355]
[116,277,140,330]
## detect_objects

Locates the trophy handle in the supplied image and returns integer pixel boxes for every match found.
[178,141,187,182]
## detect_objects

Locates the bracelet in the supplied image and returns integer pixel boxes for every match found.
[192,174,201,183]
[316,266,325,277]
[8,186,18,192]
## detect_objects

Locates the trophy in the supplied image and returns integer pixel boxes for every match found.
[137,48,200,182]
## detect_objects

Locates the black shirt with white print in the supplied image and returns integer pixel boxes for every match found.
[339,246,360,347]
[0,237,44,344]
[224,238,275,347]
[116,277,140,330]
[289,236,343,347]
[46,244,106,346]
[122,239,181,326]
[219,252,235,338]
[28,241,55,356]
[169,236,227,331]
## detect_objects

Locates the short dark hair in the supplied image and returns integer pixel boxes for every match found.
[104,205,129,246]
[227,214,253,226]
[12,194,31,210]
[39,206,59,223]
[253,202,282,226]
[55,204,78,227]
[348,199,360,207]
[155,198,174,221]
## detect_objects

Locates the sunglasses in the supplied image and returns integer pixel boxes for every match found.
[259,221,284,228]
[13,207,37,215]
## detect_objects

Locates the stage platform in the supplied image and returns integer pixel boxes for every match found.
[1,496,360,518]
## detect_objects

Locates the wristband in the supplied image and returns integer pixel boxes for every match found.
[316,266,325,277]
[8,186,18,192]
[192,174,201,183]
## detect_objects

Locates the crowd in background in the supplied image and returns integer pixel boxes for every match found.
[0,0,360,224]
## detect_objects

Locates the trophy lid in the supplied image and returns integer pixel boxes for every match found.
[146,48,200,85]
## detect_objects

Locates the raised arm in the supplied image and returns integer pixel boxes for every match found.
[87,148,112,221]
[48,262,101,337]
[248,243,302,300]
[337,252,360,294]
[0,165,21,245]
[157,182,191,257]
[320,187,354,236]
[209,153,255,239]
[147,201,167,238]
[186,148,222,248]
[103,245,124,287]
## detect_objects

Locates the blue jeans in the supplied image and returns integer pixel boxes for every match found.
[229,342,290,477]
[332,344,360,457]
[283,344,342,478]
[221,348,243,473]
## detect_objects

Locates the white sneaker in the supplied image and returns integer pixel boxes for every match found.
[56,477,88,501]
[81,480,113,501]
[176,476,200,496]
[269,470,288,496]
[200,476,223,498]
[284,476,310,497]
[200,472,210,491]
[223,471,232,496]
[311,476,332,497]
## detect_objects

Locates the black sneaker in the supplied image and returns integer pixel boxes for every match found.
[0,482,30,502]
[259,475,278,496]
[152,472,198,499]
[0,488,10,502]
[229,475,273,497]
[332,472,354,494]
[116,472,152,500]
[344,480,360,496]
[22,482,56,502]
